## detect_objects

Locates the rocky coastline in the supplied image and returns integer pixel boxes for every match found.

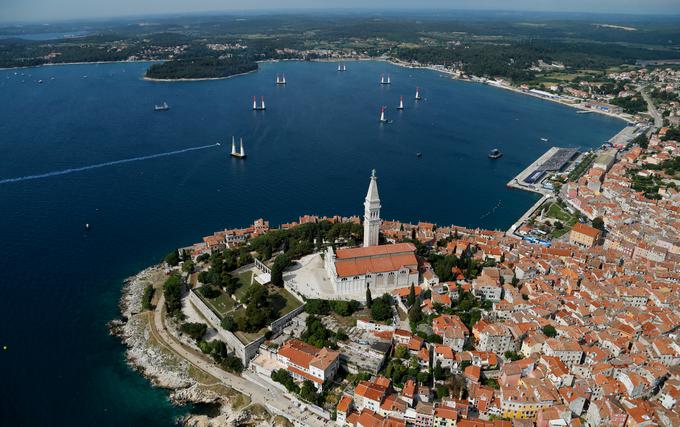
[109,266,277,426]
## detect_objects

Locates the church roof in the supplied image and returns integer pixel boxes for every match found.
[334,243,417,277]
[336,243,416,259]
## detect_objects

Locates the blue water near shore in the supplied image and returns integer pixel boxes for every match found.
[0,60,623,425]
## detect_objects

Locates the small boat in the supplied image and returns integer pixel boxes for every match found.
[488,148,503,159]
[154,102,169,111]
[415,87,422,100]
[37,79,43,84]
[231,136,247,159]
[85,223,91,231]
[397,96,404,110]
[416,152,422,158]
[540,137,549,142]
[379,106,388,123]
[276,74,286,85]
[253,96,266,111]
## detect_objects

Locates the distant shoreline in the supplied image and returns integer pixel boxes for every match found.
[2,56,632,123]
[142,68,257,82]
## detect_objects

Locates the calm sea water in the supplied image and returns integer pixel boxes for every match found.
[0,60,623,425]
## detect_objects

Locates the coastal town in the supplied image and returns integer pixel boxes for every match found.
[115,107,680,427]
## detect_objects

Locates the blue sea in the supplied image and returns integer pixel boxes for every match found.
[0,60,623,425]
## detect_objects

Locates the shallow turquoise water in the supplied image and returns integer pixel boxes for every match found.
[0,60,623,425]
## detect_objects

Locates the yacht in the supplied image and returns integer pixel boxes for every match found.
[154,102,169,111]
[488,148,503,159]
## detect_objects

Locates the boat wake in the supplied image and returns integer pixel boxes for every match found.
[0,143,220,185]
[479,199,503,220]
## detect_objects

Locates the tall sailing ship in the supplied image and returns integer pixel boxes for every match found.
[231,137,247,159]
[276,74,286,85]
[252,96,266,110]
[380,74,391,85]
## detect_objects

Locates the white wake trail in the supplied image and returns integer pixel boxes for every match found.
[0,143,220,185]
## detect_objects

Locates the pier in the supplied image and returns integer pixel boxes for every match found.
[506,146,561,195]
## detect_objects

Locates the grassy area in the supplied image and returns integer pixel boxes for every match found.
[545,202,573,222]
[272,287,302,316]
[233,271,254,301]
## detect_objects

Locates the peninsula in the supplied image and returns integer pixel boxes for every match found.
[115,118,680,426]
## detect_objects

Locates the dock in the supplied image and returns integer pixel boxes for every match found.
[506,147,561,195]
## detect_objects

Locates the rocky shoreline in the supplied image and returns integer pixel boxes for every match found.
[109,266,277,426]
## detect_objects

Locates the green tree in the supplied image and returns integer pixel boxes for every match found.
[221,316,236,332]
[180,322,207,341]
[182,259,195,273]
[271,254,290,286]
[164,249,180,266]
[370,294,392,322]
[591,217,605,232]
[542,325,557,338]
[408,302,423,324]
[407,283,416,307]
[163,273,183,317]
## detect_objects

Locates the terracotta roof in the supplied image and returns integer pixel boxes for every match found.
[337,395,353,413]
[571,223,601,239]
[335,242,416,259]
[335,252,418,277]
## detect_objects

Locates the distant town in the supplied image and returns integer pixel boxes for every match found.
[114,105,680,426]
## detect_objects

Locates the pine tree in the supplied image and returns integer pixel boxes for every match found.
[366,285,373,308]
[407,283,416,307]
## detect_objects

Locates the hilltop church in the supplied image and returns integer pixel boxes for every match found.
[324,170,419,299]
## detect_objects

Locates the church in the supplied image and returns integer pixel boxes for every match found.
[324,170,419,299]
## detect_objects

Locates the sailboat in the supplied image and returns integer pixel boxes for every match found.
[253,96,266,110]
[276,74,286,85]
[380,74,391,85]
[415,87,422,100]
[231,137,247,159]
[337,63,347,72]
[379,106,388,123]
[397,96,404,110]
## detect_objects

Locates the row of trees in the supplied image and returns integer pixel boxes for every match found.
[304,299,361,317]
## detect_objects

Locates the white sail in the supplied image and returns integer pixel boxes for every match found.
[399,97,404,109]
[253,96,257,109]
[240,138,245,156]
[380,107,386,122]
[261,96,265,110]
[387,75,391,84]
[415,87,421,100]
[282,74,286,84]
[231,136,236,155]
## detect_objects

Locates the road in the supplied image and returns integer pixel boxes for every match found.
[641,88,663,130]
[149,294,326,427]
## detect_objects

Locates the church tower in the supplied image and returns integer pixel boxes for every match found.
[363,169,381,247]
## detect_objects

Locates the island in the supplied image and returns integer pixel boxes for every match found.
[145,56,258,81]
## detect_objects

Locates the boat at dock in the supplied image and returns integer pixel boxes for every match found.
[488,148,503,159]
[154,102,169,111]
[252,96,266,111]
[230,137,247,159]
[397,96,404,110]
